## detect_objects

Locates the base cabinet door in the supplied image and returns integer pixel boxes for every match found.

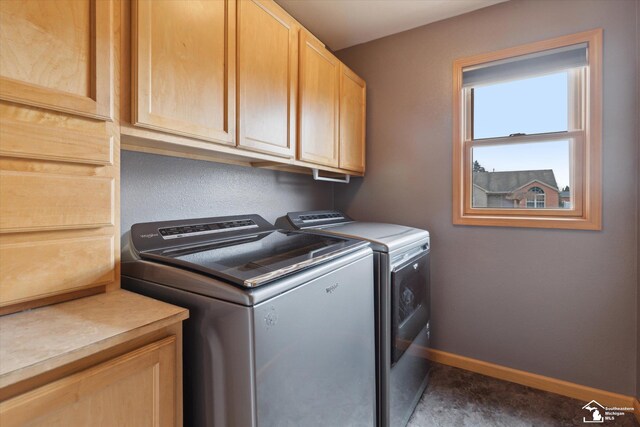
[132,0,235,144]
[339,64,366,173]
[0,337,177,427]
[237,0,297,158]
[297,30,340,168]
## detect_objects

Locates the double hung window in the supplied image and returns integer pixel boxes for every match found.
[452,29,602,229]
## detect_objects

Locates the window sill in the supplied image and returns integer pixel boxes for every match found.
[452,213,601,230]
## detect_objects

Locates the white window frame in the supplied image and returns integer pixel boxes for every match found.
[452,29,602,230]
[526,187,546,209]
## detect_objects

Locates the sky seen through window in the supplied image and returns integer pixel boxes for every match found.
[472,72,570,190]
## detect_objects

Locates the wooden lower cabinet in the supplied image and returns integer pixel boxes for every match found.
[0,337,177,427]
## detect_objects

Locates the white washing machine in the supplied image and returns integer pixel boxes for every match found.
[277,210,431,427]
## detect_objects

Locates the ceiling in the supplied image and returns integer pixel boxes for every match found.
[275,0,509,51]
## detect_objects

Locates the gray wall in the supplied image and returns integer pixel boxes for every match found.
[121,151,333,235]
[335,0,639,395]
[637,0,640,400]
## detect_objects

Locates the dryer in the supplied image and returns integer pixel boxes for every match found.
[276,210,431,427]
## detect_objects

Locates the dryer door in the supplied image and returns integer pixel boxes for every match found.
[390,251,430,365]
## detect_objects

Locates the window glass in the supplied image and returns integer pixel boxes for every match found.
[453,30,601,229]
[526,187,546,208]
[471,140,571,209]
[473,72,569,139]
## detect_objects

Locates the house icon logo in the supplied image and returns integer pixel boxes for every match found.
[582,400,605,423]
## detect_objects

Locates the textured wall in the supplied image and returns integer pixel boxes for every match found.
[636,0,640,400]
[335,0,639,395]
[121,151,333,236]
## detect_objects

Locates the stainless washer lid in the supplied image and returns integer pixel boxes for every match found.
[138,230,368,288]
[317,222,429,253]
[125,214,369,288]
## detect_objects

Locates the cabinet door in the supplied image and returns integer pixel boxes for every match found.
[0,0,119,314]
[339,64,366,173]
[0,0,113,120]
[132,0,235,144]
[0,337,177,427]
[298,31,340,168]
[237,0,297,158]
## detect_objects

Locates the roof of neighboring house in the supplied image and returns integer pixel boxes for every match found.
[559,191,570,198]
[473,170,559,193]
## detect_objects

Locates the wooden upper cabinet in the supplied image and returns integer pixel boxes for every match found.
[339,64,366,173]
[0,0,113,120]
[132,0,236,144]
[123,0,366,175]
[298,30,340,168]
[237,0,297,158]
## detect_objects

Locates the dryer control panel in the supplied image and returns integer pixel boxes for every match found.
[276,210,353,230]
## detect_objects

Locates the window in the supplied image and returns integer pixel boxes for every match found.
[452,29,602,230]
[526,187,545,208]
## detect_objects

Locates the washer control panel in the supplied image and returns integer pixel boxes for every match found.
[159,219,258,239]
[131,214,274,253]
